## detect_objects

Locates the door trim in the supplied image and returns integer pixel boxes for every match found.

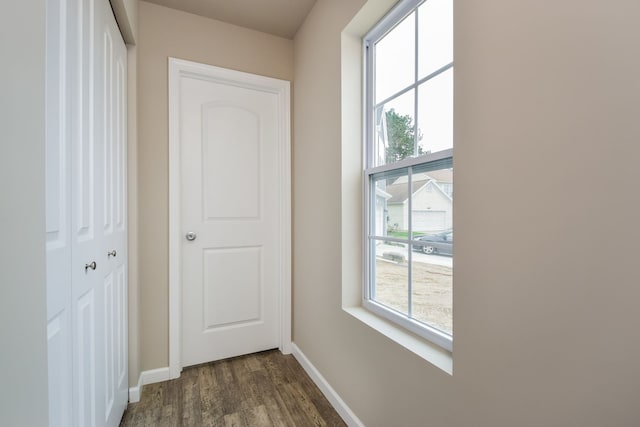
[168,57,292,379]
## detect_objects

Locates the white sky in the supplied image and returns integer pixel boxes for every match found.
[375,0,453,157]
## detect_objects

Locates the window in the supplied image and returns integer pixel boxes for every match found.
[364,0,453,350]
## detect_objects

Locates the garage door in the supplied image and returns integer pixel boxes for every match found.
[413,210,446,232]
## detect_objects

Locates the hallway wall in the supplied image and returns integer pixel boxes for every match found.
[0,1,49,425]
[292,0,640,425]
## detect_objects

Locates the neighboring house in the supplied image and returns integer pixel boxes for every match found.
[374,105,389,167]
[374,186,392,236]
[385,170,452,233]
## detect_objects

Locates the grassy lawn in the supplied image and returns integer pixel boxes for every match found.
[387,230,427,239]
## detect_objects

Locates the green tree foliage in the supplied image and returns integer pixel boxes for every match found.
[384,108,423,164]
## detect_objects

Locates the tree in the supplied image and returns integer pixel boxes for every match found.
[384,108,423,164]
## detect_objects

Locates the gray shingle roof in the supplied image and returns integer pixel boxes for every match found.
[384,169,452,203]
[386,180,428,203]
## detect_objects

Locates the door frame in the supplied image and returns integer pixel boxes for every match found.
[167,57,292,379]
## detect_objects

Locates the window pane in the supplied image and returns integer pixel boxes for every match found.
[418,0,453,79]
[410,251,452,334]
[409,165,452,334]
[375,169,409,236]
[375,12,415,103]
[371,239,409,314]
[410,168,452,239]
[371,178,388,237]
[375,90,416,167]
[417,67,453,154]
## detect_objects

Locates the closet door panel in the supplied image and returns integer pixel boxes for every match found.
[97,0,128,424]
[76,290,97,427]
[116,264,127,387]
[46,0,73,425]
[71,0,105,424]
[114,41,128,418]
[103,270,115,418]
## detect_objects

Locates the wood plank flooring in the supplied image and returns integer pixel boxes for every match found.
[120,350,347,427]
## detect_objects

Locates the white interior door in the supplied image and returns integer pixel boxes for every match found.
[176,62,289,367]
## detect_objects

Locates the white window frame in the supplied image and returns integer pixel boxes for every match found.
[363,0,454,351]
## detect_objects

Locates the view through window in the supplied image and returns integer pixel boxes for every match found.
[364,0,453,350]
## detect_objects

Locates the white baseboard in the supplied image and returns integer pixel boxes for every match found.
[291,343,364,427]
[128,366,171,403]
[128,374,143,403]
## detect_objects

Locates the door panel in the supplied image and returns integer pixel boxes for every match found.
[71,0,104,424]
[103,28,114,236]
[116,61,126,232]
[103,271,115,418]
[203,246,262,328]
[203,104,260,219]
[76,291,96,427]
[47,312,72,427]
[116,265,127,386]
[180,68,283,367]
[97,0,128,424]
[46,0,73,424]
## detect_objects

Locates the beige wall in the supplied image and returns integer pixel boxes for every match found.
[137,1,294,371]
[127,44,141,387]
[0,1,50,425]
[293,0,640,426]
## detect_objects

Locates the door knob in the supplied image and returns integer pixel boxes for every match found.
[85,261,97,272]
[108,250,117,258]
[185,231,197,241]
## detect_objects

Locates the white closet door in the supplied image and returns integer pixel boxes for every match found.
[46,0,127,426]
[96,0,129,424]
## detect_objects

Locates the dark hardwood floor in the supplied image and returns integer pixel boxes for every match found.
[120,349,347,426]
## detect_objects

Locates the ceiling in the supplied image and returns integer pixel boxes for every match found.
[143,0,317,39]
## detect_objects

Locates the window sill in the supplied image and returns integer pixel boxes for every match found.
[343,306,453,375]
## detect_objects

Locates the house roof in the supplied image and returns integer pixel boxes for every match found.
[386,180,429,203]
[391,169,452,184]
[385,169,453,203]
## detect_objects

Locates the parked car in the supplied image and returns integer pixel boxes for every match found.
[412,230,453,256]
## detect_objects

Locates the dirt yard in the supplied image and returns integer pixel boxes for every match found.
[374,258,452,335]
